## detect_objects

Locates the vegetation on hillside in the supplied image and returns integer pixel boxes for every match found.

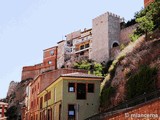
[100,1,160,109]
[131,0,160,41]
[126,65,158,100]
[73,59,113,77]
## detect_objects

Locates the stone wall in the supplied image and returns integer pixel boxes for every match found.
[40,68,87,93]
[90,13,109,63]
[120,24,138,45]
[91,12,121,63]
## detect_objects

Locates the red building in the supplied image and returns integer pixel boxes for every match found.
[144,0,155,7]
[23,68,87,120]
[21,46,58,81]
[0,102,8,119]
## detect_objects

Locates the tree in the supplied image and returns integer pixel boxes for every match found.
[131,0,160,41]
[136,16,154,40]
[73,60,103,76]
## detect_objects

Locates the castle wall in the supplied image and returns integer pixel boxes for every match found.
[108,13,121,58]
[120,24,138,45]
[91,12,121,63]
[90,13,109,63]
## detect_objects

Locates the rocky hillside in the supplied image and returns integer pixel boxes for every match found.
[101,36,160,110]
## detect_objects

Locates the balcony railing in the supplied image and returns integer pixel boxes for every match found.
[74,36,91,45]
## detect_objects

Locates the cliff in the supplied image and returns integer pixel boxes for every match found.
[101,36,160,110]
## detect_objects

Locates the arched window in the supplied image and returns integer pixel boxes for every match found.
[112,42,119,48]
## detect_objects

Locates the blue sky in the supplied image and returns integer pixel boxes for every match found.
[0,0,144,99]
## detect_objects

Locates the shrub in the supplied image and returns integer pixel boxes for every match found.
[100,86,116,107]
[126,65,158,100]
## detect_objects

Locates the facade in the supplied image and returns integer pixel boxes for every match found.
[28,75,41,120]
[57,12,122,68]
[0,102,8,120]
[22,46,58,81]
[23,68,87,120]
[24,83,31,120]
[91,12,121,63]
[144,0,155,7]
[38,72,102,120]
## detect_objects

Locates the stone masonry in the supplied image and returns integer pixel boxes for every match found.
[90,12,121,63]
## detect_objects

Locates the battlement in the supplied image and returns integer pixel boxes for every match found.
[93,11,121,21]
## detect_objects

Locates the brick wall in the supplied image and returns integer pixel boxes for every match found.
[40,68,87,92]
[144,0,154,7]
[21,46,58,81]
[104,99,160,120]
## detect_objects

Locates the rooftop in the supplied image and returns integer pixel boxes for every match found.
[61,72,103,79]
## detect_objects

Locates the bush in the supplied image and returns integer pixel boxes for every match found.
[73,60,103,76]
[100,86,116,107]
[126,65,158,100]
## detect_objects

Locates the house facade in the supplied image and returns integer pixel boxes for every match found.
[0,102,8,120]
[57,12,122,68]
[21,46,58,81]
[38,72,102,120]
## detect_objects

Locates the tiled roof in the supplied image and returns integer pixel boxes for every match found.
[61,72,103,79]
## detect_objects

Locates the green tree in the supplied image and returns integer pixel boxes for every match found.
[136,16,154,40]
[73,60,103,76]
[131,0,160,41]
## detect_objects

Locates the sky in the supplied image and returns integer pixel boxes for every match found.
[0,0,144,99]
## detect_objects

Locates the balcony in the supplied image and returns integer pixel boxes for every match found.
[75,44,90,53]
[74,36,92,45]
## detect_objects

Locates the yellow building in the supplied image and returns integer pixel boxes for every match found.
[38,72,103,120]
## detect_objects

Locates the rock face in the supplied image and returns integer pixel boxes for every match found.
[6,79,32,115]
[102,37,160,108]
[7,81,18,97]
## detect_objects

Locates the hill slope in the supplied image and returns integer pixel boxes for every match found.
[101,36,160,110]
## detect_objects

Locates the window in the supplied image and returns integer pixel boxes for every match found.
[48,61,52,65]
[77,83,86,100]
[68,105,75,120]
[32,88,34,94]
[80,51,84,55]
[80,45,84,50]
[59,104,61,120]
[44,92,51,101]
[40,97,43,109]
[48,91,51,100]
[44,94,47,101]
[85,43,89,48]
[88,84,94,93]
[112,42,119,48]
[68,83,75,92]
[38,83,39,89]
[54,88,56,102]
[50,50,54,55]
[37,98,39,105]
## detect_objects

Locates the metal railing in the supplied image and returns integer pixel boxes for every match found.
[85,89,160,120]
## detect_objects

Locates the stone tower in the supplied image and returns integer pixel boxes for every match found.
[90,12,121,63]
